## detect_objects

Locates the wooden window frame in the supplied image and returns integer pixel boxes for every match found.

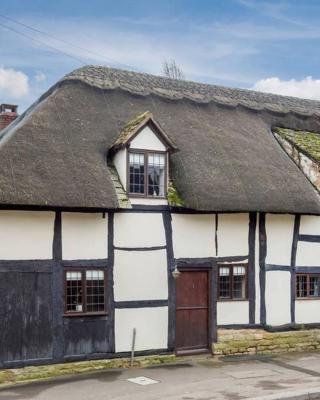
[217,263,248,301]
[127,148,168,199]
[64,268,108,317]
[296,273,320,300]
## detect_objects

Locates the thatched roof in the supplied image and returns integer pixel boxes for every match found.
[110,110,177,152]
[1,65,320,213]
[273,127,320,163]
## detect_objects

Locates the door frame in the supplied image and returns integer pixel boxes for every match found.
[173,262,217,355]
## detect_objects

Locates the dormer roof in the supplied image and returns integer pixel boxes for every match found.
[110,111,178,152]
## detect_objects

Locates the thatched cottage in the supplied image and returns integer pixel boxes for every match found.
[1,66,320,367]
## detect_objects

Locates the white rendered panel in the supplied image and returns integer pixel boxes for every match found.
[172,214,215,258]
[300,215,320,235]
[114,213,165,248]
[130,126,166,151]
[0,211,54,260]
[217,301,249,325]
[265,271,291,326]
[114,148,127,189]
[62,213,108,260]
[217,214,249,257]
[115,307,168,352]
[296,241,320,266]
[296,300,320,324]
[114,249,168,301]
[130,198,168,206]
[265,214,294,266]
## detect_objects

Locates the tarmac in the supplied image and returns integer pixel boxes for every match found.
[1,352,320,400]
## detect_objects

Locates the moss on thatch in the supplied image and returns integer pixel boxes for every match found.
[274,127,320,163]
[113,111,152,148]
[167,180,184,207]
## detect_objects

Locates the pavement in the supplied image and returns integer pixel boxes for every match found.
[1,352,320,400]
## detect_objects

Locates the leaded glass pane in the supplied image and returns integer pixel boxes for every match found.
[147,153,165,196]
[66,271,83,312]
[129,153,145,194]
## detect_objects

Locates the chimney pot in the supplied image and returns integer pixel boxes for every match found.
[0,103,18,131]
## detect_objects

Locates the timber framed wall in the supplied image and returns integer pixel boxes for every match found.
[1,208,320,367]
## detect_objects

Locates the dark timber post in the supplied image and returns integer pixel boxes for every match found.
[248,212,257,324]
[108,212,115,353]
[259,213,267,326]
[52,211,64,361]
[163,211,175,351]
[290,214,300,324]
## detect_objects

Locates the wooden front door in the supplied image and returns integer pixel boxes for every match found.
[175,270,210,354]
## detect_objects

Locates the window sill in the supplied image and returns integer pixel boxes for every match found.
[295,297,320,301]
[128,194,167,200]
[63,312,108,317]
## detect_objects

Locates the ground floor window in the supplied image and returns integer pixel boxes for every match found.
[296,274,320,298]
[218,264,247,300]
[64,269,106,315]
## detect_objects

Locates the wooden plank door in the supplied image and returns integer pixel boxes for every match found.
[175,270,210,354]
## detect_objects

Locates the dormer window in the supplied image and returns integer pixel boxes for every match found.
[109,111,178,203]
[129,151,166,197]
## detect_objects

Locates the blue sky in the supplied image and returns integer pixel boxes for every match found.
[1,0,320,111]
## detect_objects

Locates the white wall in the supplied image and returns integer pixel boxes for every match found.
[296,241,320,266]
[172,214,215,258]
[217,301,249,325]
[130,126,166,151]
[300,215,320,235]
[130,198,168,206]
[61,212,108,260]
[114,148,127,189]
[115,307,168,352]
[114,212,165,248]
[296,300,320,324]
[0,211,55,259]
[114,249,168,301]
[265,214,294,265]
[265,271,291,326]
[217,214,249,257]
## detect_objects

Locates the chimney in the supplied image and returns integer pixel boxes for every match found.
[0,104,18,131]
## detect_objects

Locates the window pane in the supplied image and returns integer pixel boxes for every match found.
[86,270,105,312]
[147,153,165,197]
[233,273,246,299]
[296,275,307,298]
[310,276,320,297]
[66,271,83,312]
[219,267,230,298]
[233,266,245,276]
[129,153,145,194]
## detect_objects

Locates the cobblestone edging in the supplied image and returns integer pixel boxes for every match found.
[213,329,320,356]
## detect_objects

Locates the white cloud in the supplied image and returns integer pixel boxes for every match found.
[34,71,47,82]
[252,76,320,100]
[0,67,29,98]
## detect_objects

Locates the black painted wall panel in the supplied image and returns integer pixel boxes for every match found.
[0,269,53,364]
[63,317,110,356]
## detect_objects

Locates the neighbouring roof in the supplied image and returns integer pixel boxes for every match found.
[110,110,177,152]
[273,127,320,163]
[0,65,320,213]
